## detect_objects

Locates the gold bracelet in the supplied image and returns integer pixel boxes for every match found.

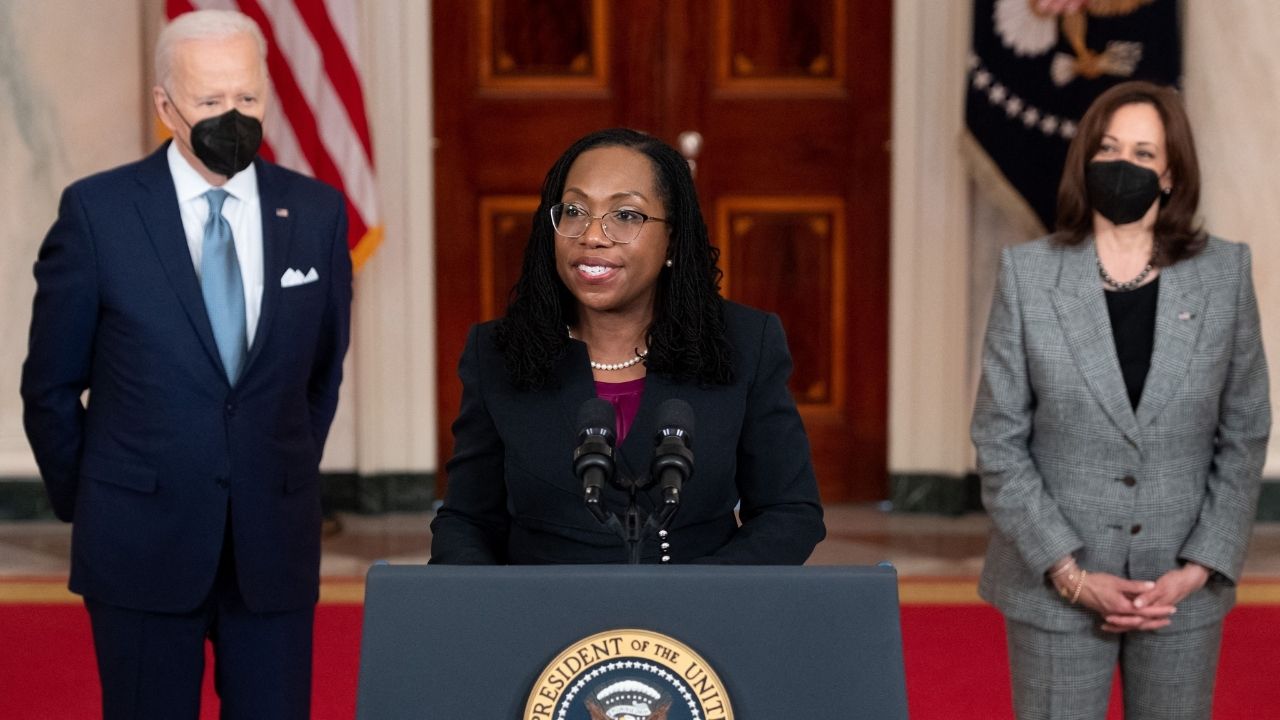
[1048,558,1077,579]
[1069,569,1088,604]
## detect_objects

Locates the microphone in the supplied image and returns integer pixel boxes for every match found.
[574,398,616,522]
[651,399,694,510]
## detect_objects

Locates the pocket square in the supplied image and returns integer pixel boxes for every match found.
[280,267,320,288]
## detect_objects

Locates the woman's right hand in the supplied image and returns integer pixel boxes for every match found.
[1072,571,1178,632]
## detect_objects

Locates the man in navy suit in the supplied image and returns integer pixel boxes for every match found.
[20,9,351,719]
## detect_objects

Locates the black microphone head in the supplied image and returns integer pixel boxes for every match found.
[654,398,694,446]
[577,397,617,443]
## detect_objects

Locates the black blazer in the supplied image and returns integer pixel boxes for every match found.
[21,143,352,613]
[430,301,826,564]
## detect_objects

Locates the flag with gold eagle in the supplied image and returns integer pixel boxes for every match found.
[165,0,382,268]
[965,0,1181,232]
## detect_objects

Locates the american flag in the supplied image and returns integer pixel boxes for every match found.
[165,0,381,267]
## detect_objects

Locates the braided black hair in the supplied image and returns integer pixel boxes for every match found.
[494,128,733,390]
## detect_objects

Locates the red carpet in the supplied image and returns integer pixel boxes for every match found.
[0,603,362,719]
[901,605,1280,719]
[2,598,1277,718]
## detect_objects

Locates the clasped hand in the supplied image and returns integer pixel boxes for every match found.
[1057,563,1210,633]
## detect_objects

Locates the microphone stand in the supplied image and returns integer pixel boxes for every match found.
[591,475,678,565]
[624,489,645,566]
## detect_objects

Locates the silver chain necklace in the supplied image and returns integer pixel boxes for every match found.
[1097,257,1154,292]
[567,327,648,371]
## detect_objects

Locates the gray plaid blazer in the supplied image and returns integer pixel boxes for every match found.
[972,235,1270,632]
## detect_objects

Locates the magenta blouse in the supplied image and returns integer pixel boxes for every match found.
[594,377,646,443]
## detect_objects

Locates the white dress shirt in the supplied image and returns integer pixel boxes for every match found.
[167,142,265,346]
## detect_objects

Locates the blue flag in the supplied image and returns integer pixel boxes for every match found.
[965,0,1181,230]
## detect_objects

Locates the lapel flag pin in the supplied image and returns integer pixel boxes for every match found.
[1178,311,1192,321]
[276,208,289,218]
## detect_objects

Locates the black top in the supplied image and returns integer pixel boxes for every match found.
[1105,276,1159,409]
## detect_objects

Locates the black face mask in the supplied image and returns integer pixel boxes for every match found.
[1085,160,1162,226]
[168,97,263,177]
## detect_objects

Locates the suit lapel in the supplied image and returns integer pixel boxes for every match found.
[1052,240,1142,447]
[133,145,225,376]
[556,340,601,446]
[1136,257,1205,428]
[242,159,293,377]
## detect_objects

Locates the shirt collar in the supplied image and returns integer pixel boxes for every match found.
[166,141,259,206]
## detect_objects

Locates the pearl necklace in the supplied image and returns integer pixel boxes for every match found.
[1097,257,1154,292]
[567,327,649,371]
[589,353,648,371]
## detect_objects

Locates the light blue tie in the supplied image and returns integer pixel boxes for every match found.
[201,189,247,384]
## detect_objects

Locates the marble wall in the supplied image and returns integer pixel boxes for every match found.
[888,0,973,477]
[1183,5,1280,480]
[0,0,146,473]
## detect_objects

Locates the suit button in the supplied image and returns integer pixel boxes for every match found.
[225,403,237,416]
[658,530,668,539]
[1121,475,1137,487]
[1130,524,1142,535]
[660,555,671,564]
[660,542,671,551]
[215,476,229,489]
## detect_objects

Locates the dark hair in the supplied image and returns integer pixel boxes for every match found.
[1054,80,1206,266]
[493,128,733,390]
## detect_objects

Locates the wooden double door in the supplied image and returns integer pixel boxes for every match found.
[433,0,891,502]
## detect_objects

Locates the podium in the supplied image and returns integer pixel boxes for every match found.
[356,564,908,718]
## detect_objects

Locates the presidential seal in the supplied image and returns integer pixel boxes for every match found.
[524,629,734,720]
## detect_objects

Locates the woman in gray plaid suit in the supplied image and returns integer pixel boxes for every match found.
[972,80,1270,719]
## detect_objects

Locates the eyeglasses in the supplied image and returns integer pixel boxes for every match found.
[549,202,667,245]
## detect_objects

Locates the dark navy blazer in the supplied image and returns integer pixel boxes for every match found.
[21,143,352,614]
[430,302,826,565]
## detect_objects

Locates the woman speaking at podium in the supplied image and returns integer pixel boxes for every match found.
[429,129,825,565]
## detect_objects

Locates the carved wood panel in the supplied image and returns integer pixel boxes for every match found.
[479,0,608,92]
[714,0,845,95]
[478,196,539,320]
[718,197,845,408]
